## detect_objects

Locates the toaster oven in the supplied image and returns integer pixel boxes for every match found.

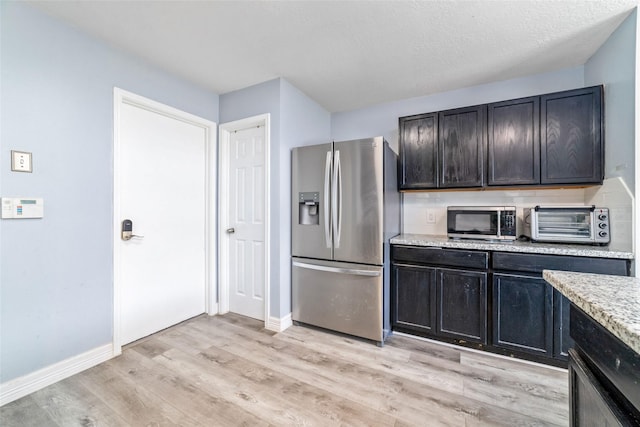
[523,206,610,245]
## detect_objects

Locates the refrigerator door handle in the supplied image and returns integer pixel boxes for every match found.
[332,150,342,248]
[292,261,381,277]
[324,150,332,248]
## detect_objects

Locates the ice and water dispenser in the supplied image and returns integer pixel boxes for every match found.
[298,192,320,225]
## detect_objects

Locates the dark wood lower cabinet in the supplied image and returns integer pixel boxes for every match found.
[493,273,552,356]
[392,263,487,345]
[437,268,487,343]
[491,251,628,364]
[391,245,631,366]
[569,305,640,426]
[392,264,436,334]
[569,348,633,425]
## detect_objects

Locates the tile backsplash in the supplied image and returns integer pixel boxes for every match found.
[585,177,634,252]
[402,178,634,252]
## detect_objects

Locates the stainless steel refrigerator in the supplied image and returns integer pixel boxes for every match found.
[291,136,399,344]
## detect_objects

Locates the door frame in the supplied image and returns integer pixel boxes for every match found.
[112,87,217,355]
[218,114,271,326]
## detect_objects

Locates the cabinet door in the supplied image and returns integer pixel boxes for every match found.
[392,264,437,335]
[438,105,486,188]
[488,97,540,185]
[493,273,553,356]
[553,290,573,360]
[569,349,633,426]
[541,86,603,185]
[398,113,438,189]
[437,268,487,344]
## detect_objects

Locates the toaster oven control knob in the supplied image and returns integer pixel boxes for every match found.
[598,222,608,229]
[599,231,608,238]
[598,213,608,220]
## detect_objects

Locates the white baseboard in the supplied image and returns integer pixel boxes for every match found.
[208,302,219,316]
[265,313,293,332]
[0,344,114,406]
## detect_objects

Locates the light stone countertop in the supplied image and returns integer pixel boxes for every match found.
[390,233,634,259]
[543,270,640,355]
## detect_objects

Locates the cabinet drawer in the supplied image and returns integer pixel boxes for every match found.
[392,245,489,269]
[492,252,629,276]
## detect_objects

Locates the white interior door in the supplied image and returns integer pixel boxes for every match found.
[227,126,266,320]
[116,92,214,346]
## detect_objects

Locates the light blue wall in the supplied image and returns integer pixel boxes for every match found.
[219,79,283,317]
[331,66,584,152]
[585,9,637,195]
[0,2,219,382]
[219,78,330,318]
[219,79,281,124]
[279,80,331,317]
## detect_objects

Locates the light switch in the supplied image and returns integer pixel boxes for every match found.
[11,150,32,173]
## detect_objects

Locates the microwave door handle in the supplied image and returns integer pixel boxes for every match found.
[324,150,332,248]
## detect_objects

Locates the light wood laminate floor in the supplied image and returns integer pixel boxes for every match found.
[1,313,568,426]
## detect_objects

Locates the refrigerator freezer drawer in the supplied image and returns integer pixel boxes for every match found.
[292,258,383,343]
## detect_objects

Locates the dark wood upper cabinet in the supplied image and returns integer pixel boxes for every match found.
[488,97,540,186]
[438,105,486,188]
[398,113,438,189]
[398,85,604,190]
[541,86,604,185]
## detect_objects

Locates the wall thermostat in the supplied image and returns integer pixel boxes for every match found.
[1,198,44,219]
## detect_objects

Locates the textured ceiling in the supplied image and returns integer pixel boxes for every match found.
[28,0,639,112]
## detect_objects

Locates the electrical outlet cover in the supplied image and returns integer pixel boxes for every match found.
[11,150,32,173]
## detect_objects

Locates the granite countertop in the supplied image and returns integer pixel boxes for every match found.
[543,270,640,355]
[390,233,634,260]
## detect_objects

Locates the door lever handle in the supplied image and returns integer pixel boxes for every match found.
[122,233,144,241]
[226,228,235,234]
[121,219,144,241]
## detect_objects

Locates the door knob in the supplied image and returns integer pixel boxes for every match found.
[226,228,235,234]
[121,219,144,241]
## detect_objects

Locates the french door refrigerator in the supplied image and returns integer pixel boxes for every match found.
[291,136,399,344]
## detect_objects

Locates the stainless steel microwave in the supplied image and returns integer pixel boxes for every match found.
[523,206,610,245]
[447,206,517,241]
